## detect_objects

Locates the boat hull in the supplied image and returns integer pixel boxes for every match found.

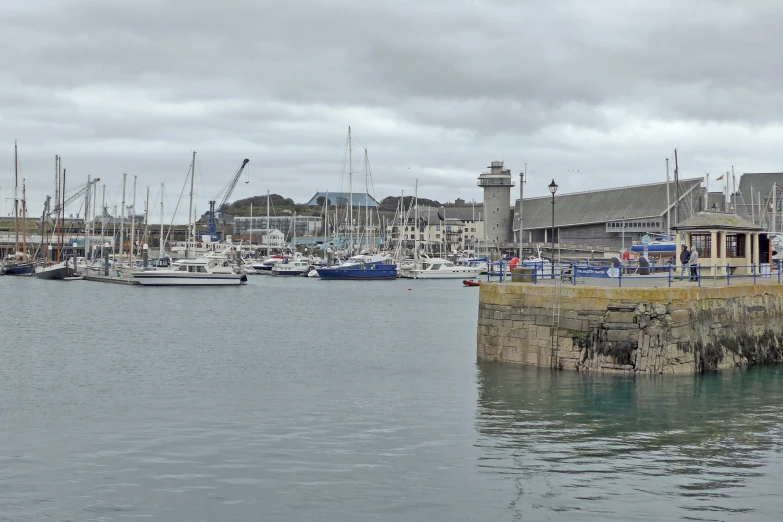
[131,273,247,286]
[3,263,35,276]
[316,265,398,280]
[399,268,482,279]
[35,263,75,280]
[271,270,309,276]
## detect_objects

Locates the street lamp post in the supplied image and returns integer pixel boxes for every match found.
[548,179,558,279]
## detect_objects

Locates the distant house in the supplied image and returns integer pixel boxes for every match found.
[306,192,380,208]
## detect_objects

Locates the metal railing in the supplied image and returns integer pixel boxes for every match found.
[492,259,783,288]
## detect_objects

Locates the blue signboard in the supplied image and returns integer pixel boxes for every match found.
[574,266,614,278]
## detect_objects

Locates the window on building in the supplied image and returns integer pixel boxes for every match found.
[691,233,712,258]
[435,234,441,239]
[726,234,746,258]
[464,227,469,232]
[471,227,476,232]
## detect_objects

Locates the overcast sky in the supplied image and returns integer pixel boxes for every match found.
[1,0,782,221]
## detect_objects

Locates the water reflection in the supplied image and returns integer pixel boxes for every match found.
[475,364,783,521]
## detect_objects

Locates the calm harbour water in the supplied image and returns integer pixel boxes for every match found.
[1,276,782,521]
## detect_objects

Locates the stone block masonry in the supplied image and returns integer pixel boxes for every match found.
[477,283,783,374]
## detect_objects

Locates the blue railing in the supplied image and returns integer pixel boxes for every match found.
[496,259,783,288]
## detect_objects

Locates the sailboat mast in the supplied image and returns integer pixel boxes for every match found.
[673,148,680,224]
[22,178,27,259]
[364,149,369,252]
[119,173,126,261]
[348,126,353,254]
[186,151,196,258]
[144,185,150,248]
[324,190,329,243]
[129,175,137,263]
[60,167,66,262]
[266,190,270,256]
[13,141,19,253]
[85,175,91,265]
[101,184,106,253]
[665,158,671,238]
[414,179,419,263]
[91,178,98,264]
[160,183,165,257]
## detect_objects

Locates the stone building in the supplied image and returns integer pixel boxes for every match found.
[477,161,514,248]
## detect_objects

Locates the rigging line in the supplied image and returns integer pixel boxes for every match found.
[164,165,194,248]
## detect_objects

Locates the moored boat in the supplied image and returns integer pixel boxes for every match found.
[2,256,34,276]
[271,258,310,276]
[35,259,76,280]
[316,254,397,280]
[132,257,247,286]
[399,256,482,279]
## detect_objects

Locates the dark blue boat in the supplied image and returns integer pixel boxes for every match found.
[315,255,397,280]
[2,262,35,276]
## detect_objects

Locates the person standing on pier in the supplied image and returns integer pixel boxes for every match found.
[679,245,690,280]
[688,247,699,281]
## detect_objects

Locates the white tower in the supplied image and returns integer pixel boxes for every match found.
[477,160,515,247]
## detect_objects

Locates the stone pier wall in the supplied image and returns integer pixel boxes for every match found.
[477,283,783,373]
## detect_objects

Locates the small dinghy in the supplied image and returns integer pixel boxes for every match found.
[462,279,481,287]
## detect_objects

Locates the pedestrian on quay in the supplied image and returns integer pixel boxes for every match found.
[688,247,699,281]
[679,245,690,280]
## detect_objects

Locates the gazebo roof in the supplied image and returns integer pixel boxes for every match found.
[672,211,762,232]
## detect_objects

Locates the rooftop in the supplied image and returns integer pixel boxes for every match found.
[738,173,783,204]
[306,192,380,208]
[518,177,704,229]
[672,211,762,231]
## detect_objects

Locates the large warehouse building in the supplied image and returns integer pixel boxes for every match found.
[510,177,705,251]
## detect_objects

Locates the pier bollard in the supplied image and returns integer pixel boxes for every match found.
[142,244,149,268]
[753,264,757,285]
[698,265,702,287]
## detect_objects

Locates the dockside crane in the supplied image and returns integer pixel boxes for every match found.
[206,158,250,239]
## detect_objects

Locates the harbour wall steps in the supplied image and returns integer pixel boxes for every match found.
[477,283,783,373]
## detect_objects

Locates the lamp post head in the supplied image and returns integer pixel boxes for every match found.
[548,179,558,196]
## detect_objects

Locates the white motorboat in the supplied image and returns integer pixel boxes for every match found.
[252,254,286,274]
[271,258,310,276]
[132,257,247,286]
[398,257,482,279]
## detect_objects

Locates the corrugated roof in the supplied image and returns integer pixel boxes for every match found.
[672,211,762,231]
[306,192,380,207]
[737,173,783,204]
[517,178,703,229]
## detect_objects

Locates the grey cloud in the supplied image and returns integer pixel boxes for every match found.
[1,0,782,220]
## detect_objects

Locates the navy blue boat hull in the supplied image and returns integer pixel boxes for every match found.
[316,264,397,280]
[3,263,35,276]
